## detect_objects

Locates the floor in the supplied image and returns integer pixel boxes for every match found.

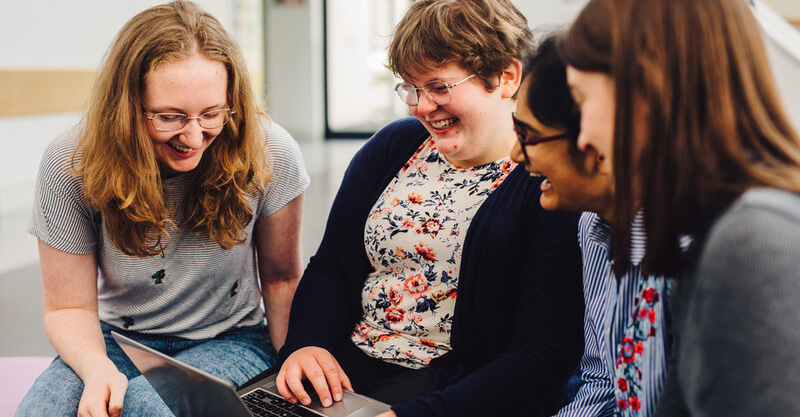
[0,139,365,358]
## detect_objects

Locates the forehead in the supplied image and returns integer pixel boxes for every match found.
[403,62,468,85]
[143,54,228,108]
[566,66,613,93]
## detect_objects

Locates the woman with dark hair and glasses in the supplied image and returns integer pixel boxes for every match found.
[511,33,675,417]
[17,2,309,416]
[271,1,584,416]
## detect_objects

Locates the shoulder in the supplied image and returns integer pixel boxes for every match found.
[38,127,84,188]
[707,187,800,245]
[358,117,428,160]
[726,187,800,221]
[699,187,800,288]
[260,118,303,158]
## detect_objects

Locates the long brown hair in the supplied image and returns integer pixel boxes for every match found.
[561,0,800,276]
[75,0,270,257]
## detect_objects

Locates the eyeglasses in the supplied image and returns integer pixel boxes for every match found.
[512,113,572,161]
[143,108,235,132]
[395,74,476,106]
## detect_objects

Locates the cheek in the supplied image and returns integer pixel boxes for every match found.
[146,124,170,144]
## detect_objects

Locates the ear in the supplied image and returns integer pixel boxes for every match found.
[500,58,523,99]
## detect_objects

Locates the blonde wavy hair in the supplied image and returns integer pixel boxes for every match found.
[74,0,270,257]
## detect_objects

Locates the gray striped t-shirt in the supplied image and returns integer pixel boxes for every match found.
[28,120,310,339]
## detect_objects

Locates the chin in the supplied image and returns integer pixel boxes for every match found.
[539,198,560,212]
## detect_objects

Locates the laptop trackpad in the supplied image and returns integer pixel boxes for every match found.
[261,380,372,416]
[306,390,371,416]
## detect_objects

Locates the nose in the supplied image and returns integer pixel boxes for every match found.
[414,91,439,115]
[509,140,526,164]
[576,132,591,152]
[178,118,205,148]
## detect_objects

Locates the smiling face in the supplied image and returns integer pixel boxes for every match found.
[510,75,613,217]
[404,62,520,168]
[143,53,228,177]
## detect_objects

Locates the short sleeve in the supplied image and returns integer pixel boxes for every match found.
[257,120,311,217]
[27,129,98,254]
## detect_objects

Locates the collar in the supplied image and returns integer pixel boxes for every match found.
[587,209,648,267]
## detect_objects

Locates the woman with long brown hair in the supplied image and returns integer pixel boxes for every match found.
[16,2,309,416]
[561,0,800,415]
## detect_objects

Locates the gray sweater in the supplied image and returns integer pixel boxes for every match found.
[656,187,800,416]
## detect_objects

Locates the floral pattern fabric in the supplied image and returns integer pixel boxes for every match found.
[612,270,664,416]
[350,137,516,369]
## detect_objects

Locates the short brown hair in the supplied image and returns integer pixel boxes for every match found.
[388,0,534,92]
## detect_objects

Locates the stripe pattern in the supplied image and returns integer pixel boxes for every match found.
[28,120,310,339]
[554,212,672,417]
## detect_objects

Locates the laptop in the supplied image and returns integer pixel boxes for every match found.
[111,331,392,417]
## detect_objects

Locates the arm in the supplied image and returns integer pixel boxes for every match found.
[276,119,428,407]
[39,240,128,417]
[552,337,615,417]
[256,192,305,352]
[675,195,800,417]
[392,207,586,417]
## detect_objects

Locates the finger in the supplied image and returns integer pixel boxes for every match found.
[305,365,335,407]
[107,377,128,417]
[276,366,299,403]
[286,368,314,406]
[318,356,345,403]
[336,362,354,393]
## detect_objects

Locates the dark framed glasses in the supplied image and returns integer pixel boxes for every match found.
[512,112,574,162]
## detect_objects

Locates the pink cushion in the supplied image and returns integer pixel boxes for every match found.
[0,357,54,415]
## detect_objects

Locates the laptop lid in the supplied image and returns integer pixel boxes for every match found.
[112,331,392,417]
[112,331,252,417]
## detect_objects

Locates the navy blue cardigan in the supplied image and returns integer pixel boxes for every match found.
[280,118,584,417]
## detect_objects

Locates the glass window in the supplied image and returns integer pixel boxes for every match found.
[325,0,412,137]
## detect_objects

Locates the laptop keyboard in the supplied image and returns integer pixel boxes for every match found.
[242,388,321,417]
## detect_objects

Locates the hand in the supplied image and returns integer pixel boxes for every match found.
[77,366,128,417]
[375,412,397,417]
[276,346,353,408]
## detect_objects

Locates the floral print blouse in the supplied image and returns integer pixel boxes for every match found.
[350,137,516,369]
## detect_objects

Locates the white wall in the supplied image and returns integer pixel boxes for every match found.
[263,0,325,143]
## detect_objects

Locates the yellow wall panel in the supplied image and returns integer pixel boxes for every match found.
[0,70,96,117]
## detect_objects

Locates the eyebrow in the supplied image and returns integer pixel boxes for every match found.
[512,114,541,135]
[150,103,228,114]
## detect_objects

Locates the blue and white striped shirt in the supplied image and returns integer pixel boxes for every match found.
[554,212,672,417]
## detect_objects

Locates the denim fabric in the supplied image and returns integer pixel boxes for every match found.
[15,321,276,417]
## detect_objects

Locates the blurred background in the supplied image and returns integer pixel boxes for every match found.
[0,0,798,360]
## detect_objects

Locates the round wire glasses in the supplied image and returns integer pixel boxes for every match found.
[394,74,476,106]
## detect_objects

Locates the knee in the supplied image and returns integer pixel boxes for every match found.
[15,361,82,417]
[121,375,172,417]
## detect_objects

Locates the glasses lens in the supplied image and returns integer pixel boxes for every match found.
[199,109,231,129]
[423,81,451,105]
[396,84,418,106]
[153,114,187,131]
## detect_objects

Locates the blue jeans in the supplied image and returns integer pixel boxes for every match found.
[15,321,276,417]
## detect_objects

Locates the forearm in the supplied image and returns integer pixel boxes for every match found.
[44,308,116,380]
[262,277,300,351]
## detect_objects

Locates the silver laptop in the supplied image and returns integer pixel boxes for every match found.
[112,331,392,417]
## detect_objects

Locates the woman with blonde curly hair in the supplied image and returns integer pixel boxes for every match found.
[16,1,309,416]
